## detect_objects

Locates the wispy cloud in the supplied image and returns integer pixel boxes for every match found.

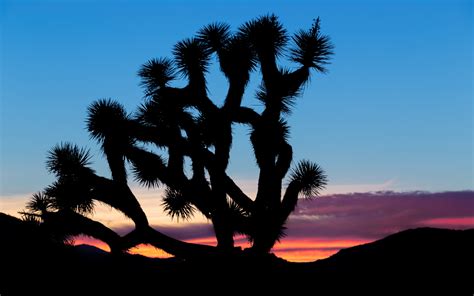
[0,178,397,220]
[132,190,474,242]
[323,179,397,194]
[286,190,474,240]
[4,188,473,262]
[98,190,474,261]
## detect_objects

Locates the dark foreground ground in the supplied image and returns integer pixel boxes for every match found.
[0,213,472,295]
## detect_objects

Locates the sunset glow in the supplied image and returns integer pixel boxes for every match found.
[128,244,173,259]
[69,190,474,262]
[0,2,472,294]
[420,217,474,228]
[73,235,370,262]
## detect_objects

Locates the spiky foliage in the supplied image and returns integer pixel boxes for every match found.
[162,188,195,221]
[138,58,176,96]
[20,212,42,225]
[46,143,93,177]
[128,147,166,188]
[87,99,134,183]
[227,199,248,218]
[199,23,256,84]
[290,17,334,72]
[240,14,288,58]
[86,99,130,142]
[173,38,211,78]
[26,15,333,257]
[135,98,185,132]
[25,192,54,214]
[43,143,96,214]
[256,79,300,114]
[198,23,231,52]
[45,179,95,214]
[290,160,327,197]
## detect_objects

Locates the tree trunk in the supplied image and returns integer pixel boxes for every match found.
[43,211,122,253]
[125,226,223,259]
[212,211,234,250]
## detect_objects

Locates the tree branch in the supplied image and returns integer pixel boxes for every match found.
[43,210,122,253]
[121,226,226,259]
[280,180,300,221]
[275,141,293,180]
[232,106,260,125]
[88,175,149,229]
[224,175,254,213]
[281,66,310,97]
[126,146,181,187]
[103,138,127,184]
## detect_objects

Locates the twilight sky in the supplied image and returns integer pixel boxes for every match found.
[72,190,474,261]
[0,0,473,261]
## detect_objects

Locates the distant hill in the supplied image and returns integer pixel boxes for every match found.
[0,212,472,295]
[299,227,474,294]
[73,244,109,256]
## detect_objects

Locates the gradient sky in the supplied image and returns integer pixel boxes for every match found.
[71,190,474,261]
[0,0,473,261]
[1,0,472,195]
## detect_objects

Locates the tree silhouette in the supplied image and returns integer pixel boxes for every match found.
[22,15,332,258]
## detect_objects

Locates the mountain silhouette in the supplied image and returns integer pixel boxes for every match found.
[0,213,472,295]
[73,244,109,256]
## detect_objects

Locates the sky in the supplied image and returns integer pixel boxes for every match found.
[70,190,474,261]
[0,0,473,261]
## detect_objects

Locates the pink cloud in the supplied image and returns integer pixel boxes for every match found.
[419,217,474,228]
[286,190,474,240]
[75,190,474,261]
[115,190,474,245]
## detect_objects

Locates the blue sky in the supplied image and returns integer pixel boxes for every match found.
[1,0,472,196]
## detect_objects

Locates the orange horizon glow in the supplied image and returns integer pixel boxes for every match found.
[13,190,472,263]
[73,235,371,262]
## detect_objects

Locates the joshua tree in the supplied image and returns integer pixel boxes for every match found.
[22,15,332,257]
